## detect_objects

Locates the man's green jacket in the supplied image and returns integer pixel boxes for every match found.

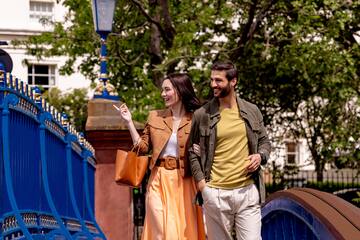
[188,96,271,204]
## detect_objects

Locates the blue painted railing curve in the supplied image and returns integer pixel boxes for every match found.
[261,188,360,240]
[65,133,93,239]
[39,111,73,240]
[0,70,105,239]
[82,149,106,239]
[1,93,33,240]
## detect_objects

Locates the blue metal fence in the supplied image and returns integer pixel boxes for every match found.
[0,69,105,239]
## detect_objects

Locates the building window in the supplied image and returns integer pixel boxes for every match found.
[286,141,299,165]
[29,1,54,23]
[28,64,56,90]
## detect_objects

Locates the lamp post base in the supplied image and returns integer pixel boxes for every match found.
[93,80,120,101]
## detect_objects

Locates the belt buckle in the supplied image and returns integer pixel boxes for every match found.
[164,157,176,170]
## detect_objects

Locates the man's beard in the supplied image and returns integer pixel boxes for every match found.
[214,82,231,98]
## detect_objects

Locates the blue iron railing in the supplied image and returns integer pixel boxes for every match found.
[0,68,106,239]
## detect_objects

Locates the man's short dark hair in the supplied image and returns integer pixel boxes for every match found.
[211,61,237,82]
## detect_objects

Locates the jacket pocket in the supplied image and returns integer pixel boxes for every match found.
[200,127,210,136]
[148,122,165,130]
[245,122,259,154]
[248,121,260,132]
[199,127,209,158]
[184,124,191,134]
[148,122,167,153]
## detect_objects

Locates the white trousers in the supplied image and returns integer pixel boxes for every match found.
[202,184,262,240]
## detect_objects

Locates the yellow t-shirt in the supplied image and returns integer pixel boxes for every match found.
[208,105,254,189]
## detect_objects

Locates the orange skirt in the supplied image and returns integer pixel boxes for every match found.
[141,166,205,240]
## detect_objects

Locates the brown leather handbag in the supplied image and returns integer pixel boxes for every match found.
[115,147,149,187]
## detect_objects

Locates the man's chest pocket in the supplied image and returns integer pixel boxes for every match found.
[199,127,210,156]
[246,121,260,148]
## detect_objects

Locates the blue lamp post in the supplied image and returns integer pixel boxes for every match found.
[91,0,119,100]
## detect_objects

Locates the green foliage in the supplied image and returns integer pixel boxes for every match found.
[353,192,360,205]
[233,0,360,180]
[43,87,88,132]
[306,181,360,192]
[14,0,360,176]
[267,163,304,192]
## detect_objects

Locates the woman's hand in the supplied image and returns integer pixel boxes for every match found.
[116,103,140,145]
[119,104,132,124]
[197,179,206,192]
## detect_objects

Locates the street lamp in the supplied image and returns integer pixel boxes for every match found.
[91,0,119,100]
[0,49,13,73]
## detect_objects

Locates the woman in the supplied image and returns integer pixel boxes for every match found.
[119,73,205,240]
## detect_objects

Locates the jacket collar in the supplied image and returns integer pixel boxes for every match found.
[209,98,220,119]
[179,112,192,130]
[209,96,249,117]
[237,97,249,117]
[159,108,191,131]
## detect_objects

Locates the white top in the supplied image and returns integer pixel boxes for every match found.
[160,132,178,158]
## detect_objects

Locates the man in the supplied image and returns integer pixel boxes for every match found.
[188,61,271,240]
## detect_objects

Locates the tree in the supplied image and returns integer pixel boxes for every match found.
[15,0,360,179]
[225,0,360,180]
[43,87,89,132]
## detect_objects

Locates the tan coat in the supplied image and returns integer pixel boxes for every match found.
[136,109,192,177]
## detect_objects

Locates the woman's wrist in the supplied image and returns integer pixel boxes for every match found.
[125,118,133,127]
[197,180,206,192]
[133,137,141,146]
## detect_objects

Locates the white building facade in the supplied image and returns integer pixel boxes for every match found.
[271,138,314,170]
[0,0,91,92]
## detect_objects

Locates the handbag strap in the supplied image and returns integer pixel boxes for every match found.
[130,143,142,155]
